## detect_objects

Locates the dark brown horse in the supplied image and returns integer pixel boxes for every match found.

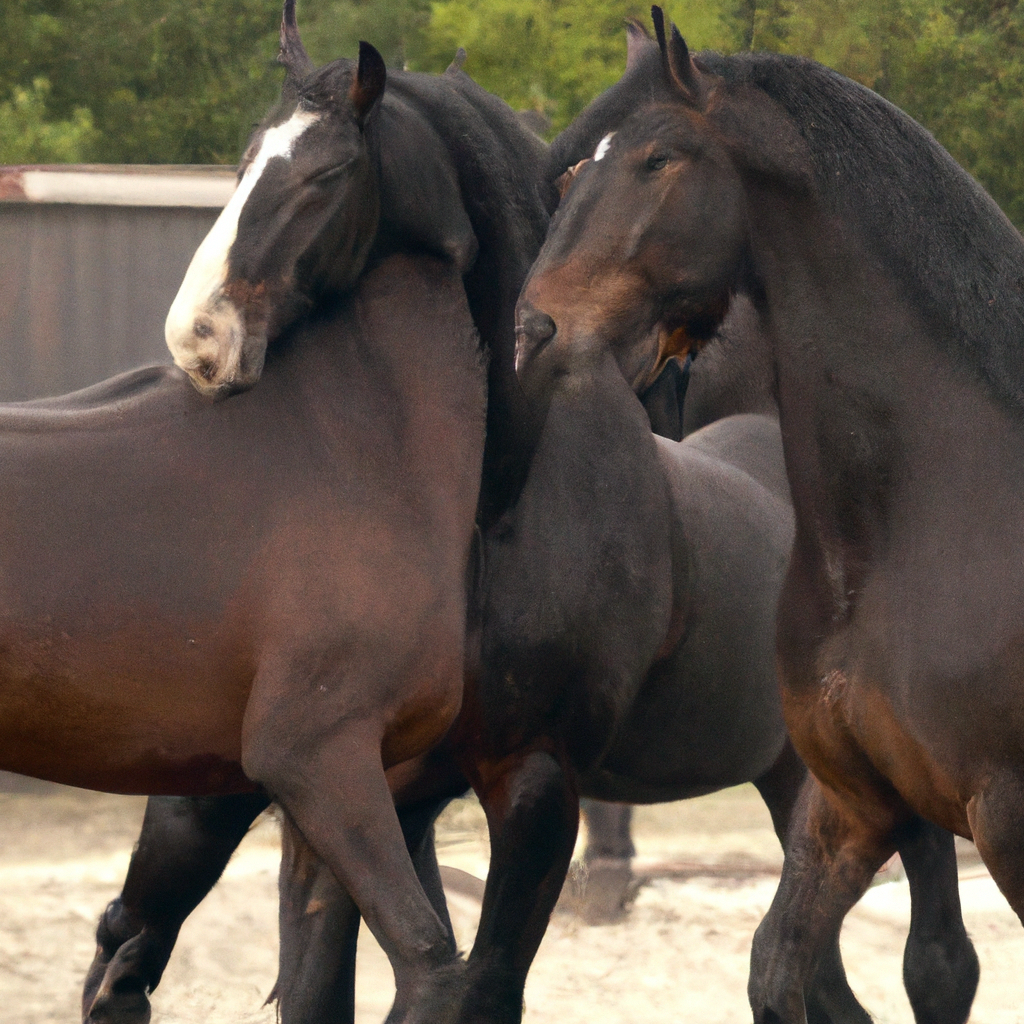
[518,8,1022,1023]
[81,4,552,1021]
[12,249,485,1024]
[3,28,498,1024]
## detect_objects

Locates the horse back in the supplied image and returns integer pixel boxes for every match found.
[681,413,790,504]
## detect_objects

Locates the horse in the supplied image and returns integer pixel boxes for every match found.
[80,3,551,1021]
[11,245,485,1024]
[152,12,903,1016]
[2,24,502,1024]
[517,7,1023,1022]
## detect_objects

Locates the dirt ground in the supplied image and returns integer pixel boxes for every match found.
[1,779,1020,1024]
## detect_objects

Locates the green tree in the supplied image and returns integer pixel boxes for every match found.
[410,1,741,132]
[1,0,1022,229]
[0,77,98,163]
[298,0,432,69]
[0,0,282,163]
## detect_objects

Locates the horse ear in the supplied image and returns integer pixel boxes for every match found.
[625,19,653,71]
[651,6,703,107]
[446,47,468,75]
[555,158,589,201]
[351,41,387,126]
[279,0,314,86]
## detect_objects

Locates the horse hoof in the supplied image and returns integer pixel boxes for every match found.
[85,986,152,1024]
[578,857,637,924]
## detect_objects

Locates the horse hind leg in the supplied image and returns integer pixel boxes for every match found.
[753,744,871,1024]
[83,792,269,1024]
[897,816,978,1024]
[578,798,635,924]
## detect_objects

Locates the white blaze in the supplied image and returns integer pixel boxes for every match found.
[164,108,321,372]
[593,133,615,162]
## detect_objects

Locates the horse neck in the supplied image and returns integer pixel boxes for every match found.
[266,255,487,482]
[486,361,674,616]
[401,75,552,526]
[747,175,1024,615]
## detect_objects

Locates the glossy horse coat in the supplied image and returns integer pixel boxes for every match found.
[520,9,1018,1023]
[2,17,499,1023]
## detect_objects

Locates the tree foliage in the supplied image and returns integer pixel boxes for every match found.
[0,0,1021,228]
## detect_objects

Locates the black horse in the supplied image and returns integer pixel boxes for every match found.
[86,11,976,1024]
[518,8,1021,1023]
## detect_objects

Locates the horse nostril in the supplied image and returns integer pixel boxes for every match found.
[197,359,218,382]
[518,308,557,345]
[193,317,215,340]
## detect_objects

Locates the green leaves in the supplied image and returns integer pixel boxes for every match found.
[0,77,98,163]
[0,0,282,164]
[1,0,1022,229]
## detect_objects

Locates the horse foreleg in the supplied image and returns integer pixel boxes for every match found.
[753,743,871,1024]
[457,748,579,1024]
[244,720,464,1024]
[749,774,896,1024]
[273,796,459,1024]
[83,792,270,1024]
[897,816,978,1024]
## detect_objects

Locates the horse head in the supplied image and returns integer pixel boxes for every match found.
[165,0,385,395]
[518,11,746,393]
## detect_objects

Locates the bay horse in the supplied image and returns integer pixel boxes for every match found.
[518,7,1022,1022]
[4,26,500,1024]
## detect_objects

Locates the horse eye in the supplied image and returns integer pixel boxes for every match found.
[646,153,670,172]
[308,159,355,186]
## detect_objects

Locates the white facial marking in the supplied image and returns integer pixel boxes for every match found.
[164,108,320,377]
[593,133,615,162]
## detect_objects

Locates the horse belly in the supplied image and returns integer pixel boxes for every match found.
[0,617,254,794]
[584,638,788,804]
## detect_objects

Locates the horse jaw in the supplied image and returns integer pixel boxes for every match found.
[165,108,320,396]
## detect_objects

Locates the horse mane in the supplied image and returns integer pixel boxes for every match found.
[375,68,553,347]
[697,50,1024,412]
[366,65,553,521]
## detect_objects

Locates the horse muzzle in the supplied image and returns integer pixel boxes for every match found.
[166,300,266,397]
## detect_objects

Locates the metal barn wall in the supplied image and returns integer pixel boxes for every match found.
[0,166,234,402]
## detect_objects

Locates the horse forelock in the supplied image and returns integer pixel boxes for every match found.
[701,50,1024,412]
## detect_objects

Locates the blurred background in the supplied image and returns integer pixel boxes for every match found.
[1,0,1022,230]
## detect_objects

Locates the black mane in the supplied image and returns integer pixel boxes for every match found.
[697,50,1024,412]
[368,63,553,521]
[378,67,554,342]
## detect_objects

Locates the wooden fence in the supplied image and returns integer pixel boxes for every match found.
[0,165,234,402]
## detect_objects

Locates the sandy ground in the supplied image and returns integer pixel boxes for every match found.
[1,780,1021,1024]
